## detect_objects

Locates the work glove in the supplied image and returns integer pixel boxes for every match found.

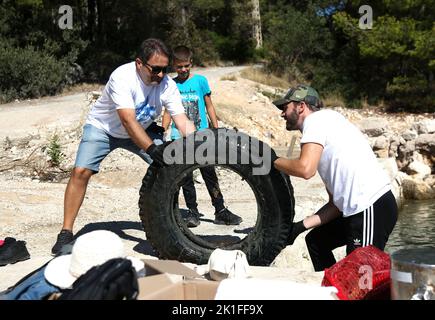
[59,258,138,300]
[287,220,307,245]
[146,142,171,167]
[270,147,278,164]
[251,139,279,165]
[147,122,165,136]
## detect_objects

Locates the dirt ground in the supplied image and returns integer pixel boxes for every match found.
[0,66,328,291]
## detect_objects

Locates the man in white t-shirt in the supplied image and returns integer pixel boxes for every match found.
[51,38,196,255]
[270,85,398,271]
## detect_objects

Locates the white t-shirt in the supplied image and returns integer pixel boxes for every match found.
[300,109,391,216]
[86,62,185,138]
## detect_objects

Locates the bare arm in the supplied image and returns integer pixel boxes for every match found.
[162,109,172,131]
[204,94,219,129]
[117,108,153,150]
[274,142,323,180]
[303,199,341,229]
[172,113,196,137]
[287,188,340,244]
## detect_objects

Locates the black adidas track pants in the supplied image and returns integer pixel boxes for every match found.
[305,190,398,272]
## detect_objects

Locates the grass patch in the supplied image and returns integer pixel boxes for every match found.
[240,67,290,89]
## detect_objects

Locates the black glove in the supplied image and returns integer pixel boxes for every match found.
[287,220,307,245]
[270,147,278,164]
[146,122,165,136]
[59,258,138,300]
[252,140,278,164]
[146,142,171,167]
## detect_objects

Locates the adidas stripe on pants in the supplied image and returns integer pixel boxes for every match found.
[305,190,398,271]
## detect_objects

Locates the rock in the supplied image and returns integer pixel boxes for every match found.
[355,118,388,137]
[389,136,401,158]
[373,136,389,150]
[392,171,408,208]
[402,177,435,200]
[398,140,416,159]
[412,119,435,134]
[407,160,431,176]
[415,133,435,154]
[374,149,389,158]
[424,175,435,187]
[402,130,418,141]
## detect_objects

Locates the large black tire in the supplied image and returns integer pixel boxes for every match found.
[138,128,295,266]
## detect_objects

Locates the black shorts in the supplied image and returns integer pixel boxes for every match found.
[305,190,398,271]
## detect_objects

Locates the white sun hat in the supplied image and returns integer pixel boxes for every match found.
[208,248,250,281]
[44,230,142,289]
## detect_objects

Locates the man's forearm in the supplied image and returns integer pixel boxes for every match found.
[122,119,153,151]
[172,113,196,137]
[162,110,171,131]
[303,202,341,229]
[181,121,196,136]
[274,158,315,180]
[274,143,322,179]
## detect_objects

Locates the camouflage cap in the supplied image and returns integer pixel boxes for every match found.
[272,85,321,110]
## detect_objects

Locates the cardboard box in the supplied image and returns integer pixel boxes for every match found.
[137,259,219,300]
[143,259,204,279]
[137,274,219,300]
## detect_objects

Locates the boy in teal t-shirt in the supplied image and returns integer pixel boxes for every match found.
[162,46,242,227]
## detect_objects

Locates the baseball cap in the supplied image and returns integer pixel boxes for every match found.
[272,84,321,110]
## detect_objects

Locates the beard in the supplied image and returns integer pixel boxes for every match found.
[285,109,299,131]
[138,69,163,86]
[149,75,163,85]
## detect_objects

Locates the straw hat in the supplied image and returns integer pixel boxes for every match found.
[44,230,142,289]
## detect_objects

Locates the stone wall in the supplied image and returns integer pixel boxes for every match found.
[355,117,435,201]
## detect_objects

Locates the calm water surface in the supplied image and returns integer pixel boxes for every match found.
[385,199,435,255]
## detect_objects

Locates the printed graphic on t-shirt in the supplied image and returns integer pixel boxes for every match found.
[180,89,201,129]
[135,97,157,126]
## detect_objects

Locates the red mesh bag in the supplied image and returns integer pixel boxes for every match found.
[321,246,391,300]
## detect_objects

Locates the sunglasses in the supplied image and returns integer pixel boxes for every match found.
[142,61,169,75]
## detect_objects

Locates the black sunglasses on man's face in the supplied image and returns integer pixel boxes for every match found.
[142,61,169,74]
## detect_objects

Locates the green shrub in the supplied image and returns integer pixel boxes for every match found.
[46,133,64,167]
[0,43,67,103]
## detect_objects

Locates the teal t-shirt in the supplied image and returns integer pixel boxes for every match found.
[171,74,211,140]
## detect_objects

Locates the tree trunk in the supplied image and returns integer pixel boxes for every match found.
[87,0,96,42]
[251,0,263,49]
[96,0,105,45]
[166,0,190,44]
[180,5,189,39]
